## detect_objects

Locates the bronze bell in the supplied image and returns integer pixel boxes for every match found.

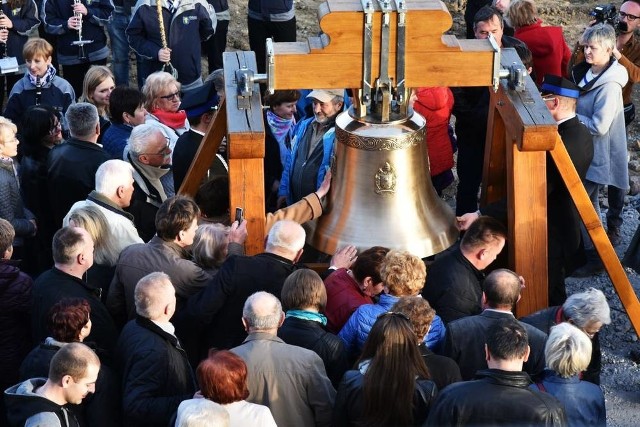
[310,108,459,258]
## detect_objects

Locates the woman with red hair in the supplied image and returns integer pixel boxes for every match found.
[196,350,276,426]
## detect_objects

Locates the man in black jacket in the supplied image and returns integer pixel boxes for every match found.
[453,6,527,215]
[444,269,548,381]
[47,103,110,228]
[31,227,118,357]
[422,216,506,324]
[426,318,566,426]
[180,219,306,362]
[459,75,594,305]
[116,272,196,427]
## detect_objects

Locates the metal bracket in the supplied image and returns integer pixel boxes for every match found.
[393,0,407,113]
[235,67,268,110]
[489,33,501,92]
[499,64,527,92]
[360,0,374,114]
[266,39,275,95]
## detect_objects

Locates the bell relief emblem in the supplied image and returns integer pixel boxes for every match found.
[375,162,396,194]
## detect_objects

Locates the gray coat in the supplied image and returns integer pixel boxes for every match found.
[231,332,336,427]
[573,60,629,189]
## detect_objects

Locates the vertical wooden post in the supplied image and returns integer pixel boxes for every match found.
[223,52,266,255]
[508,144,548,315]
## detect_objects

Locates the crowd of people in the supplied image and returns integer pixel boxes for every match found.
[0,0,636,425]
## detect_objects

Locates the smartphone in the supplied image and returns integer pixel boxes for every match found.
[235,207,244,224]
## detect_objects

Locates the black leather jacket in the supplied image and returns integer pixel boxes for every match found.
[426,369,567,426]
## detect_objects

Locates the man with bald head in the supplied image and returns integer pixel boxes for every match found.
[444,269,548,381]
[31,226,118,355]
[182,220,307,358]
[116,272,196,427]
[231,292,335,427]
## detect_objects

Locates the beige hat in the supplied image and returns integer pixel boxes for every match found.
[306,89,344,103]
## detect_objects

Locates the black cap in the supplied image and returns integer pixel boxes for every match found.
[180,81,220,118]
[540,74,581,99]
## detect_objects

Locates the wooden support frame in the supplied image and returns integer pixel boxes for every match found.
[178,0,640,334]
[550,135,640,336]
[179,52,267,255]
[482,48,556,317]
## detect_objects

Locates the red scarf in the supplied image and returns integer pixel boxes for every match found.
[151,109,187,130]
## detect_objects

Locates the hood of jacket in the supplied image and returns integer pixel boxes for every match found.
[0,261,20,289]
[4,378,67,426]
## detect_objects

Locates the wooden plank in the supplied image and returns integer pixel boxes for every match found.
[549,134,640,336]
[223,51,266,255]
[509,145,548,316]
[272,50,495,89]
[178,98,226,197]
[481,101,507,206]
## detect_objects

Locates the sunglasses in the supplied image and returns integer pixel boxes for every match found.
[159,91,181,101]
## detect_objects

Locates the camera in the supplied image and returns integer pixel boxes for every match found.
[590,4,629,33]
[590,4,618,26]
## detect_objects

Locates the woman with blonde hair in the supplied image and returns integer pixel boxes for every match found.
[143,71,189,152]
[339,250,446,359]
[67,205,120,300]
[535,322,606,426]
[79,65,115,142]
[0,117,35,263]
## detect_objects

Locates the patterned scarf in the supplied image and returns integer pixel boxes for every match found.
[28,65,56,87]
[266,109,295,147]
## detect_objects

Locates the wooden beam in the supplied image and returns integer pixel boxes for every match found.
[178,98,226,197]
[224,51,266,255]
[549,135,640,336]
[270,0,496,89]
[481,48,556,316]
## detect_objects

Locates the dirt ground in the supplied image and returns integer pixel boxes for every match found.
[223,1,640,425]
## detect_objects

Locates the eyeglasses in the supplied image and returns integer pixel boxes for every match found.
[541,95,557,103]
[619,11,640,21]
[159,91,181,101]
[377,311,410,322]
[140,142,170,156]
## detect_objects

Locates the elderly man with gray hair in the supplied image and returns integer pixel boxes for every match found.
[520,287,611,384]
[116,272,196,427]
[181,219,308,360]
[63,159,143,254]
[47,102,111,227]
[231,291,335,427]
[125,123,174,241]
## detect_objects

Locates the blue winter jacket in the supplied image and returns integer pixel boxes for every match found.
[531,369,606,427]
[102,122,132,159]
[278,116,334,206]
[127,0,216,86]
[338,293,447,358]
[1,0,39,66]
[4,73,75,132]
[43,0,113,65]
